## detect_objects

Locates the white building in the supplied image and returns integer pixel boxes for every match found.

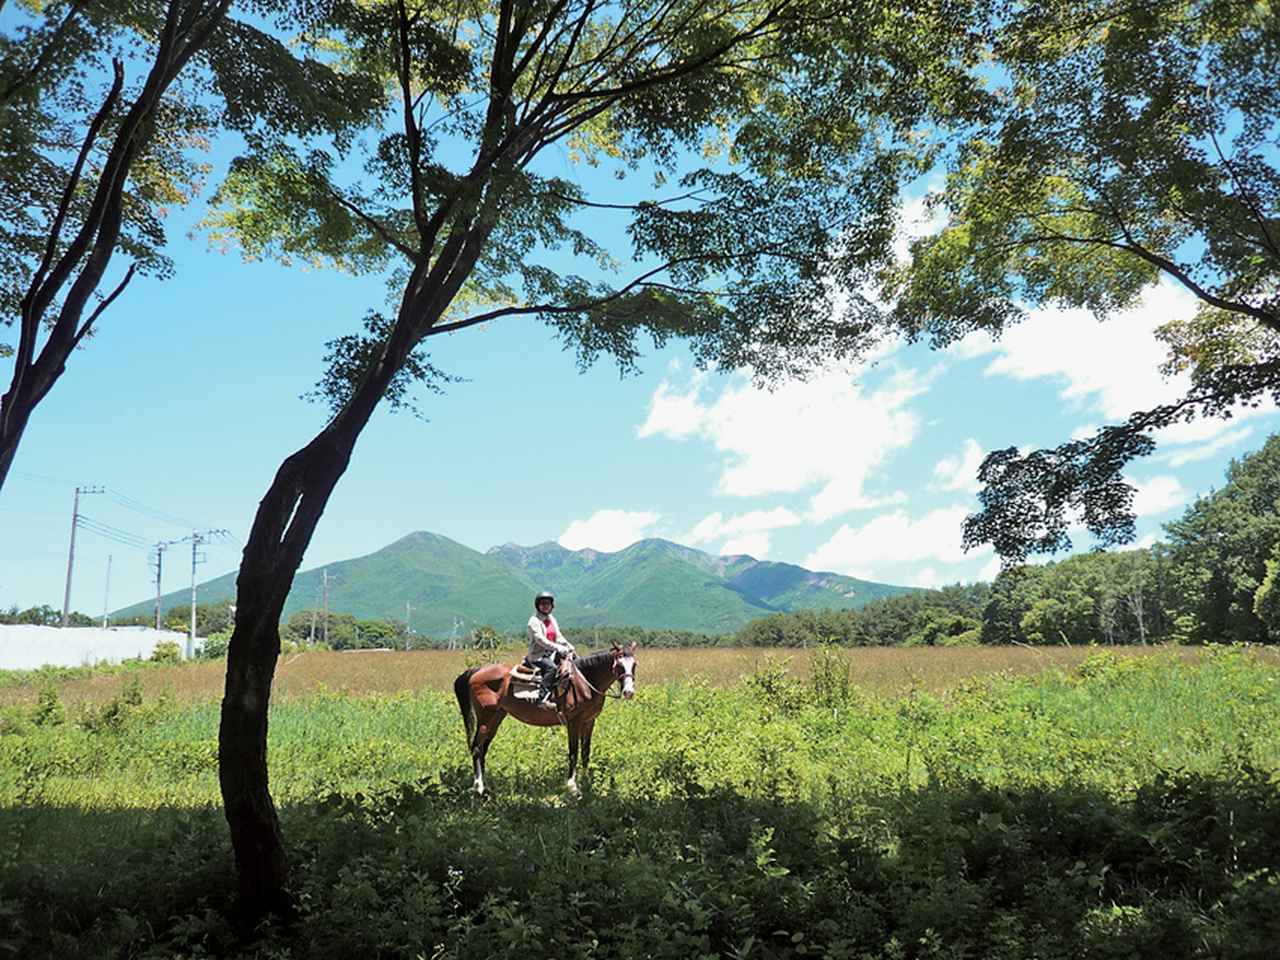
[0,625,189,670]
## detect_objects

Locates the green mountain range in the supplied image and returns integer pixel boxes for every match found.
[115,532,914,635]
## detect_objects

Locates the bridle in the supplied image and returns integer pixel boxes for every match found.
[574,649,636,700]
[610,651,636,699]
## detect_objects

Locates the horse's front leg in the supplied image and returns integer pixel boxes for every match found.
[566,720,581,798]
[580,717,597,778]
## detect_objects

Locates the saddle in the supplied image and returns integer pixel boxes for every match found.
[509,657,589,711]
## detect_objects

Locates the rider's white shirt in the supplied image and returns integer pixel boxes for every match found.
[526,613,572,661]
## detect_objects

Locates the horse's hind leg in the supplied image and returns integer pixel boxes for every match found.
[471,709,505,796]
[566,721,581,798]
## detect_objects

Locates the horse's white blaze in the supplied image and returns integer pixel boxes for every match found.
[619,655,636,699]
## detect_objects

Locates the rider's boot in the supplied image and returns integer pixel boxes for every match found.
[536,676,554,706]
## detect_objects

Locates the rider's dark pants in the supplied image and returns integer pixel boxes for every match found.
[528,656,557,700]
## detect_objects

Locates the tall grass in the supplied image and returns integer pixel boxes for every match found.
[0,642,1237,709]
[2,646,1278,959]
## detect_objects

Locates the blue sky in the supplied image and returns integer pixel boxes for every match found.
[3,19,1277,618]
[4,212,1273,618]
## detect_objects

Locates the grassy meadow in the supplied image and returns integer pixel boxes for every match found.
[1,644,1278,958]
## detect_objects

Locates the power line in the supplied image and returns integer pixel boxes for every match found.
[106,488,205,529]
[76,514,151,550]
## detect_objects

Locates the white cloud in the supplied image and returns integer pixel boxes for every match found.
[684,507,801,546]
[559,510,661,551]
[685,512,727,546]
[1163,426,1254,467]
[931,438,984,494]
[976,555,1004,583]
[978,284,1193,418]
[640,364,931,523]
[637,378,707,439]
[947,330,999,361]
[951,281,1276,450]
[804,505,991,574]
[913,566,941,588]
[721,532,771,558]
[1132,531,1162,550]
[892,189,948,264]
[1129,475,1187,517]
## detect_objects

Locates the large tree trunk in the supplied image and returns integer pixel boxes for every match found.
[217,180,500,915]
[216,285,447,914]
[0,390,33,491]
[219,431,355,916]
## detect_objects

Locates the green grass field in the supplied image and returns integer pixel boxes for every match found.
[2,645,1278,959]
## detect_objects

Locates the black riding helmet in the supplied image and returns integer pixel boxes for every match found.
[534,591,555,610]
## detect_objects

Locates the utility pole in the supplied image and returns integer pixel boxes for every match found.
[150,538,185,629]
[405,601,413,649]
[188,529,229,658]
[62,485,103,626]
[101,555,112,628]
[322,569,330,646]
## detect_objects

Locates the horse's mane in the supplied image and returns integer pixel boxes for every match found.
[576,648,617,672]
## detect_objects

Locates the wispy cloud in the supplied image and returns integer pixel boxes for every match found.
[930,438,985,494]
[951,281,1276,449]
[804,505,992,574]
[640,363,928,523]
[1128,475,1187,517]
[559,510,661,552]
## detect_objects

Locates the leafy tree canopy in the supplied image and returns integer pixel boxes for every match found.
[0,0,384,486]
[1163,431,1280,643]
[200,0,994,412]
[881,0,1280,560]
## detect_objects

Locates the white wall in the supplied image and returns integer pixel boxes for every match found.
[0,625,189,670]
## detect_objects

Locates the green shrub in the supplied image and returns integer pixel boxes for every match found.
[151,640,181,664]
[198,630,229,660]
[744,655,805,718]
[77,676,144,733]
[31,686,64,727]
[809,641,851,706]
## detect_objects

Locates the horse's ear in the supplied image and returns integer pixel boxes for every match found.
[611,641,621,652]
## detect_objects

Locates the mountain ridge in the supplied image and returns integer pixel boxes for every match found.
[115,531,915,635]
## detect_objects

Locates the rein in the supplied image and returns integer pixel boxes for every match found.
[570,652,630,700]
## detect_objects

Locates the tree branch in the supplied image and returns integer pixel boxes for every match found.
[1207,121,1280,261]
[395,0,430,240]
[424,237,808,337]
[1020,227,1280,331]
[544,1,790,105]
[18,59,125,371]
[325,184,421,263]
[71,263,137,350]
[0,0,90,105]
[543,187,713,210]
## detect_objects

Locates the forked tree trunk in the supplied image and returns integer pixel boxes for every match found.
[219,431,356,914]
[218,275,460,912]
[218,175,500,915]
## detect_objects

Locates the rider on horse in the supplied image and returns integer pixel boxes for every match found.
[526,591,575,705]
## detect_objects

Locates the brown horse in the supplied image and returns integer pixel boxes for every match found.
[453,642,637,796]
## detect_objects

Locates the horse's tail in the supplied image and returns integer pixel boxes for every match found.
[454,668,478,748]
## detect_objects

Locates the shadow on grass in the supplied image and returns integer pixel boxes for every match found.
[3,761,1279,960]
